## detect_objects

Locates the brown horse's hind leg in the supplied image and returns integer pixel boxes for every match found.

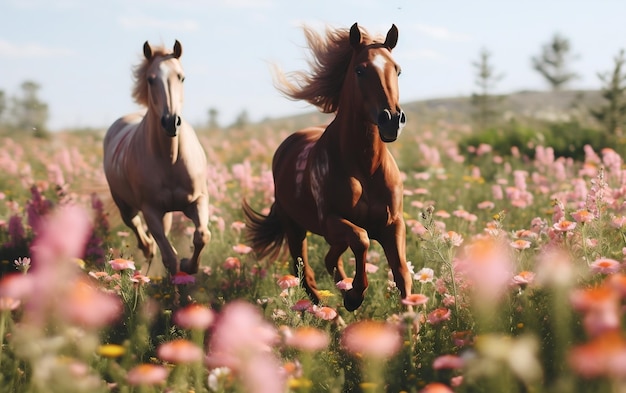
[180,195,211,275]
[325,216,370,311]
[285,223,320,304]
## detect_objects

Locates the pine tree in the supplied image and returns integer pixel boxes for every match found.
[11,80,49,138]
[471,48,504,130]
[591,49,626,136]
[532,33,579,91]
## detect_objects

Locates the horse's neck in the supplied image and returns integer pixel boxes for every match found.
[142,112,179,164]
[332,109,386,175]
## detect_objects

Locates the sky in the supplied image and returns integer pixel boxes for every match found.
[2,0,626,131]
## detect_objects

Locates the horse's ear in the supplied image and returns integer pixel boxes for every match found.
[349,23,362,49]
[143,41,152,60]
[384,24,398,50]
[173,40,182,59]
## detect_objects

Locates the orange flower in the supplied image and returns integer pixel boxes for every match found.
[277,274,299,290]
[420,382,454,393]
[401,293,429,306]
[126,364,169,386]
[284,326,330,352]
[569,331,626,378]
[157,339,203,364]
[341,320,402,359]
[174,303,215,330]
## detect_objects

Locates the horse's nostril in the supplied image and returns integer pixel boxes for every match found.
[176,116,182,127]
[378,109,392,125]
[400,111,406,125]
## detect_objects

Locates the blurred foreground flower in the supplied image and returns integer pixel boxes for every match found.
[174,303,215,330]
[340,320,402,359]
[126,364,169,386]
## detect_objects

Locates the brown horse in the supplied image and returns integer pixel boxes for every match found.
[243,23,412,311]
[103,40,210,277]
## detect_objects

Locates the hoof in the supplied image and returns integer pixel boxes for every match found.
[343,289,365,312]
[180,258,198,274]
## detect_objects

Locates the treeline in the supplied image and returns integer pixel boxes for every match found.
[464,33,626,162]
[0,81,49,138]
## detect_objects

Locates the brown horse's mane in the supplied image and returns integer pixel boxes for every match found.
[273,25,379,114]
[132,45,174,107]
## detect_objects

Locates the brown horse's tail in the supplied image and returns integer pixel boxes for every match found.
[242,200,286,261]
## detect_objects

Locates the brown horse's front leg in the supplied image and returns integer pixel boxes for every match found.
[180,195,211,275]
[378,219,412,301]
[326,216,370,311]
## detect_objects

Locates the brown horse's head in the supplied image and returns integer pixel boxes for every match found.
[134,40,185,137]
[349,23,406,143]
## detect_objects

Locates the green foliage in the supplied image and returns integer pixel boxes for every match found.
[458,120,626,163]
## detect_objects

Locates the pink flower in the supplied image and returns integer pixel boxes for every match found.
[232,243,253,255]
[291,299,313,311]
[0,296,20,311]
[590,258,621,275]
[336,277,353,290]
[365,263,379,273]
[510,239,531,250]
[312,305,337,320]
[126,364,169,386]
[443,231,463,247]
[477,201,495,210]
[401,293,429,306]
[553,219,576,232]
[511,271,535,288]
[570,286,620,337]
[341,320,402,359]
[284,326,330,351]
[171,272,196,285]
[572,209,595,223]
[427,308,452,325]
[174,303,215,330]
[223,256,241,270]
[569,331,626,378]
[108,258,135,271]
[433,354,465,370]
[130,272,150,284]
[60,278,122,329]
[276,274,299,290]
[158,339,203,364]
[231,220,246,232]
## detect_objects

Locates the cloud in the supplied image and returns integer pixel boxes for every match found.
[414,24,472,42]
[118,15,199,32]
[0,39,74,58]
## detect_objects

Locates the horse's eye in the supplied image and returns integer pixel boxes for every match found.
[355,65,365,77]
[397,67,402,77]
[179,74,185,82]
[147,75,156,85]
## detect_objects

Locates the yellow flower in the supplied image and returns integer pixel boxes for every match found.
[317,290,334,299]
[72,258,86,269]
[98,344,126,358]
[288,377,313,389]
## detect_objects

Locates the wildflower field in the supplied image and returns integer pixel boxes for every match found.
[0,119,625,393]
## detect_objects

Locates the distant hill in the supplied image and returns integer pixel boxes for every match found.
[256,89,604,131]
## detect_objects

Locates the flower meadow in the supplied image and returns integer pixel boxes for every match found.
[1,121,626,393]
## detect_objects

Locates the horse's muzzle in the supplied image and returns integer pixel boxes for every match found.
[377,109,406,143]
[161,114,182,137]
